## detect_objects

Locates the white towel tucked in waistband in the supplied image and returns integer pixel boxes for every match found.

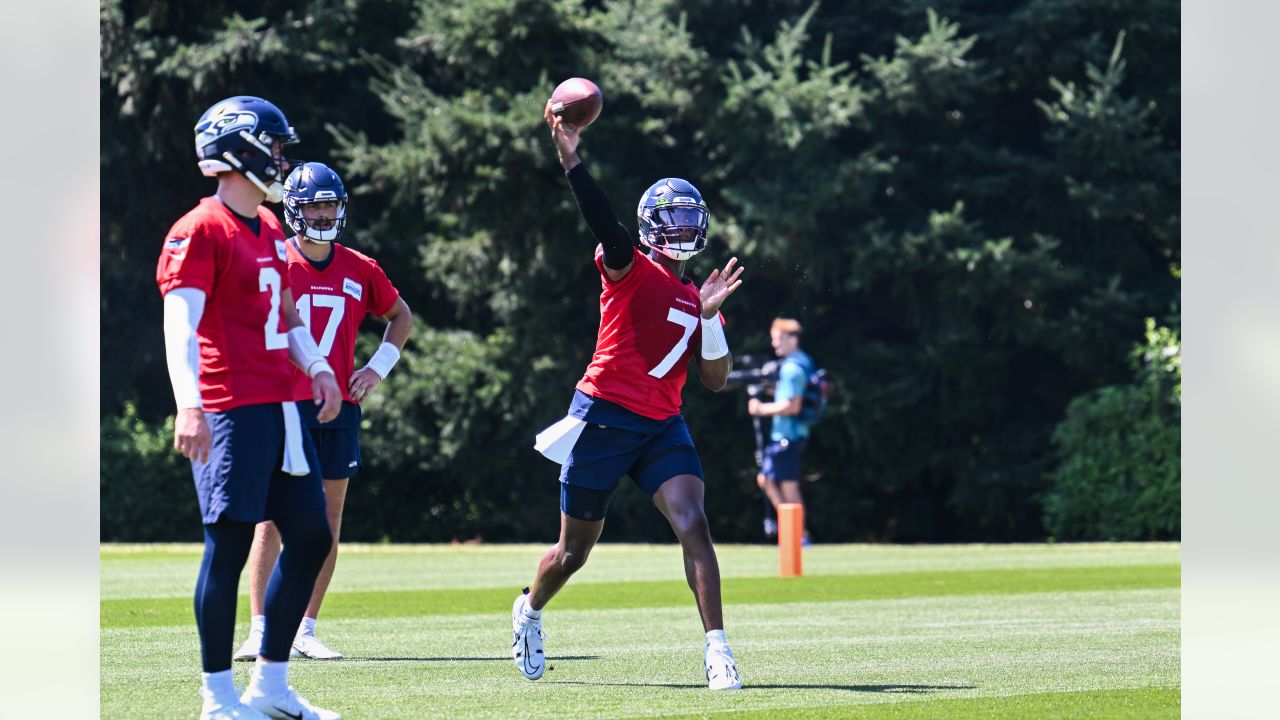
[534,415,588,465]
[281,401,311,476]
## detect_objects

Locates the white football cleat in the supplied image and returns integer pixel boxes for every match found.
[234,629,304,660]
[200,702,271,720]
[511,589,546,680]
[705,643,743,690]
[234,629,263,662]
[200,689,271,720]
[240,685,340,720]
[292,633,344,660]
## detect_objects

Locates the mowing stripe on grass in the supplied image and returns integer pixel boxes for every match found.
[630,687,1180,720]
[102,563,1178,629]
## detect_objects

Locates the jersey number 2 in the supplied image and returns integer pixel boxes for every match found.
[258,267,288,350]
[295,293,345,357]
[647,308,699,378]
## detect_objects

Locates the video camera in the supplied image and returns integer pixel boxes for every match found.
[724,354,779,399]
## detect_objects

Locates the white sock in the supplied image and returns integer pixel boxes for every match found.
[249,660,289,696]
[298,616,317,637]
[201,669,238,707]
[250,614,266,634]
[705,629,728,648]
[521,593,542,620]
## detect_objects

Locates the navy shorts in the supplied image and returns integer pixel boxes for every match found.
[297,401,362,480]
[760,437,808,482]
[558,392,703,521]
[191,403,326,525]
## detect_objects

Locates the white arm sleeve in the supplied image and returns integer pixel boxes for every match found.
[162,288,206,409]
[288,325,335,378]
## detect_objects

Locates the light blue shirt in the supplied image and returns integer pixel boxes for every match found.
[770,350,813,441]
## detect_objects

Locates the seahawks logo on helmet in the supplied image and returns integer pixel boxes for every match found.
[194,110,258,146]
[192,96,299,203]
[636,178,710,261]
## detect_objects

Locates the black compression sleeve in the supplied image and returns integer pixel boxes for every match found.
[566,162,635,270]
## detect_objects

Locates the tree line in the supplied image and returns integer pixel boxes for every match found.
[101,0,1180,543]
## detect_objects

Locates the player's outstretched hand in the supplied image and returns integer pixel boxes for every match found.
[174,407,212,464]
[348,367,382,404]
[313,371,342,423]
[544,101,581,170]
[700,257,745,318]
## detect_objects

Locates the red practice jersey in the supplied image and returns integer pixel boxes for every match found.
[577,245,721,420]
[155,197,295,412]
[285,240,400,403]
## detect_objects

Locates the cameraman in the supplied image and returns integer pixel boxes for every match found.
[748,318,814,545]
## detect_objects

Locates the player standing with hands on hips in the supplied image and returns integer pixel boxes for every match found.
[234,161,413,662]
[513,92,746,690]
[157,96,343,720]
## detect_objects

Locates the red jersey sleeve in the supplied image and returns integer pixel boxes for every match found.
[365,258,400,318]
[156,216,216,296]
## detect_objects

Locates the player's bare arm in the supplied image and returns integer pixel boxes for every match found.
[545,100,582,172]
[695,257,744,391]
[349,296,414,403]
[748,396,802,417]
[174,408,213,464]
[282,287,342,423]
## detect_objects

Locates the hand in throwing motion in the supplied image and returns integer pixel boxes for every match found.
[699,257,745,318]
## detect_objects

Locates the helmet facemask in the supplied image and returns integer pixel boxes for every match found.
[642,203,709,261]
[286,196,348,243]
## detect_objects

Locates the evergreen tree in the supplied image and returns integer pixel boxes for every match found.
[101,0,1180,542]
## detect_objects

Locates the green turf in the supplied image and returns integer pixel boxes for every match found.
[100,543,1180,719]
[646,688,1180,719]
[102,563,1178,629]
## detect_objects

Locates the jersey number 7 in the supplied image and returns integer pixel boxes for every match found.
[647,308,699,378]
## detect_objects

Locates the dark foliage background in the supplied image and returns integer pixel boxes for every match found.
[101,0,1180,543]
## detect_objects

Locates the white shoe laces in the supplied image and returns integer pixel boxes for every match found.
[705,645,737,673]
[516,618,546,642]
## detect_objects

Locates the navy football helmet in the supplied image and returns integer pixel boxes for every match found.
[283,162,348,243]
[636,178,710,261]
[193,96,299,203]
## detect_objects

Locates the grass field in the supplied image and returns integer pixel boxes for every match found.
[101,542,1180,719]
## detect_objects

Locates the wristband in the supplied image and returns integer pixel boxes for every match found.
[700,315,729,360]
[364,342,401,379]
[308,358,335,378]
[287,326,334,378]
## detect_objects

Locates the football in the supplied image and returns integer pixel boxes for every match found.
[550,77,603,130]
